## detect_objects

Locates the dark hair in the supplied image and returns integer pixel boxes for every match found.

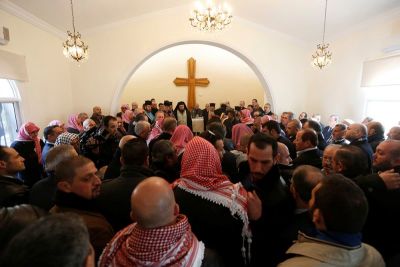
[43,125,58,140]
[45,145,77,172]
[162,117,177,132]
[334,145,369,178]
[334,123,347,131]
[116,112,123,118]
[122,138,148,166]
[313,174,368,233]
[306,120,322,133]
[300,129,318,147]
[0,204,47,254]
[55,156,93,183]
[135,113,147,122]
[0,145,10,161]
[0,213,91,267]
[248,133,278,157]
[300,118,308,125]
[207,122,226,139]
[292,165,323,202]
[264,120,281,134]
[199,130,223,147]
[152,140,175,163]
[102,115,117,127]
[368,121,385,137]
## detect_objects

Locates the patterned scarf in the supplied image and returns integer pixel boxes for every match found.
[122,110,134,124]
[173,137,252,262]
[170,125,193,156]
[16,122,42,164]
[55,132,79,146]
[232,123,254,149]
[240,109,254,124]
[147,118,164,144]
[99,215,204,267]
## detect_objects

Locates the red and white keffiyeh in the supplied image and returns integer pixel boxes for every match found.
[240,109,254,125]
[173,137,252,260]
[232,123,254,149]
[170,125,193,156]
[16,122,42,164]
[147,119,164,143]
[99,215,204,267]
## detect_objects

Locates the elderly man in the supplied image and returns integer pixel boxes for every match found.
[345,123,373,171]
[134,120,151,143]
[387,126,400,140]
[321,144,341,175]
[99,177,216,267]
[51,156,114,258]
[91,106,103,126]
[278,175,385,267]
[286,119,302,143]
[0,146,28,207]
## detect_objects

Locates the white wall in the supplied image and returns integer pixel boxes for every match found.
[0,9,73,132]
[120,44,266,109]
[305,12,400,124]
[70,6,311,116]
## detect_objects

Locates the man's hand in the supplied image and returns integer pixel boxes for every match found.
[379,169,400,190]
[247,190,262,221]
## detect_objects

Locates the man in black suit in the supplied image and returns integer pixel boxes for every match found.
[292,129,322,169]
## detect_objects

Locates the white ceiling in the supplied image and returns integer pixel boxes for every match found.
[3,0,400,42]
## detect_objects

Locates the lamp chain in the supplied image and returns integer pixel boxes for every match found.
[322,0,328,44]
[70,0,76,34]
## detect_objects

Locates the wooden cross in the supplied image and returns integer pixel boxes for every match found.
[173,57,210,110]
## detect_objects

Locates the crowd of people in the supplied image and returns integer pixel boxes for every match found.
[1,97,400,267]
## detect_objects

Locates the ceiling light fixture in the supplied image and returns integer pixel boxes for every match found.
[63,0,88,62]
[312,0,332,69]
[189,1,232,32]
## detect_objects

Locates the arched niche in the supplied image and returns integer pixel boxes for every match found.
[111,41,274,112]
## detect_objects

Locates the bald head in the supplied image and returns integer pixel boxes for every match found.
[118,135,136,149]
[345,123,367,141]
[277,142,292,165]
[130,177,177,228]
[388,126,400,140]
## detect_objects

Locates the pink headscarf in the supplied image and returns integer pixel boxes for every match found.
[122,110,134,124]
[147,118,164,143]
[16,122,42,164]
[232,123,254,149]
[170,125,193,156]
[240,109,254,124]
[260,115,273,125]
[67,114,83,132]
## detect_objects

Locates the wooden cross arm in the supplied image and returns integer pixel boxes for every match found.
[195,78,210,86]
[173,78,189,86]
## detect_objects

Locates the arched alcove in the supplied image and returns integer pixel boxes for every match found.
[111,41,273,112]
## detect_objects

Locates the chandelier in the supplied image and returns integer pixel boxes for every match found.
[312,0,332,69]
[189,2,232,32]
[63,0,88,62]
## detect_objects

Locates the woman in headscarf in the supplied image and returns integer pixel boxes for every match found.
[11,122,43,187]
[173,137,259,267]
[66,114,84,134]
[170,125,193,157]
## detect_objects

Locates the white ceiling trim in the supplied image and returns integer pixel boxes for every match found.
[0,0,64,38]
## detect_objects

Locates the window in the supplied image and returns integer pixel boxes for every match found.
[364,85,400,133]
[0,79,21,146]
